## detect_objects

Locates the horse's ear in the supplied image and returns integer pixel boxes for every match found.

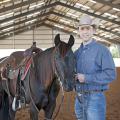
[68,35,75,47]
[54,34,60,46]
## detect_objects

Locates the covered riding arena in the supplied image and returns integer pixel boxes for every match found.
[0,0,120,120]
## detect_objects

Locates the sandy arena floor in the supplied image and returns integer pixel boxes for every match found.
[15,67,120,120]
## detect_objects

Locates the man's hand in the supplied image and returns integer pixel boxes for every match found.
[75,73,85,83]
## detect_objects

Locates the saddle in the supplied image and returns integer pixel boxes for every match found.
[0,54,24,81]
[8,57,32,81]
[0,47,42,81]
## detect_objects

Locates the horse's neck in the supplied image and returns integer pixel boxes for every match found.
[34,49,55,88]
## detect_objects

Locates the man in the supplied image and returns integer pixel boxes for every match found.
[74,15,116,120]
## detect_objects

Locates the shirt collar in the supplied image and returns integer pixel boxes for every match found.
[81,38,96,49]
[83,39,93,46]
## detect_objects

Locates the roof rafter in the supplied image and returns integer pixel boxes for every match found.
[47,18,75,29]
[93,0,120,9]
[51,11,120,37]
[0,19,119,44]
[0,0,39,13]
[0,24,44,41]
[44,23,120,44]
[46,18,120,44]
[0,19,45,37]
[44,23,73,34]
[0,1,119,26]
[0,0,119,44]
[57,1,120,25]
[0,2,57,24]
[0,11,119,39]
[0,12,51,31]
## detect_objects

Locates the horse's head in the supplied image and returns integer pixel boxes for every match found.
[54,34,76,92]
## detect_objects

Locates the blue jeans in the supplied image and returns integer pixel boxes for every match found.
[74,92,106,120]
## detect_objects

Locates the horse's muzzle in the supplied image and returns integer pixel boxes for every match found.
[63,79,74,92]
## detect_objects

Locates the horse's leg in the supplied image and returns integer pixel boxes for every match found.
[0,92,4,120]
[3,82,16,120]
[30,103,39,120]
[1,91,12,120]
[0,91,10,120]
[8,98,16,120]
[9,106,16,120]
[44,99,56,119]
[44,79,60,119]
[0,91,15,120]
[4,92,11,120]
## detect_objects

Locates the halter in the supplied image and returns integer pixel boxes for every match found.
[53,45,64,95]
[47,46,65,120]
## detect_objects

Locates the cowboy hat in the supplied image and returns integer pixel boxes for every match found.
[79,14,100,29]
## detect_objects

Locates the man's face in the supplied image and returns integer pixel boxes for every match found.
[78,25,95,42]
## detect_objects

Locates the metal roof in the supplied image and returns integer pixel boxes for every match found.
[0,0,120,44]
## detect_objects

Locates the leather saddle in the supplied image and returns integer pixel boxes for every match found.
[0,47,42,81]
[8,57,32,81]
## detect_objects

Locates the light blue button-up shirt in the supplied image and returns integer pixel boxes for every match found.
[74,39,116,92]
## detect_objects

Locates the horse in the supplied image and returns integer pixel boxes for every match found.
[0,34,76,120]
[0,52,25,120]
[0,46,42,120]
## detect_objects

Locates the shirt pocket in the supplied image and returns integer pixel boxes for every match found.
[84,57,96,73]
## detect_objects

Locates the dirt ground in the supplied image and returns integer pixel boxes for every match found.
[15,67,120,120]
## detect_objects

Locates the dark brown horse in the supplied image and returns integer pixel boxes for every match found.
[0,51,26,120]
[0,46,42,120]
[0,34,75,120]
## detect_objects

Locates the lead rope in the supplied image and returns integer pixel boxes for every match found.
[51,47,64,120]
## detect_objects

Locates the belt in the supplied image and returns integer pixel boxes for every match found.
[78,90,104,94]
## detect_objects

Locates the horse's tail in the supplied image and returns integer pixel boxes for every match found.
[0,91,10,120]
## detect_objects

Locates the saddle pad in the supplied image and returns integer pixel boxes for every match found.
[21,57,32,81]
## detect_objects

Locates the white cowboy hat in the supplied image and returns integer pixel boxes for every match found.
[79,14,100,29]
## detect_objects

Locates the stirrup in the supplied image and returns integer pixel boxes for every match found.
[18,100,22,109]
[20,96,26,108]
[12,97,17,111]
[12,97,22,111]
